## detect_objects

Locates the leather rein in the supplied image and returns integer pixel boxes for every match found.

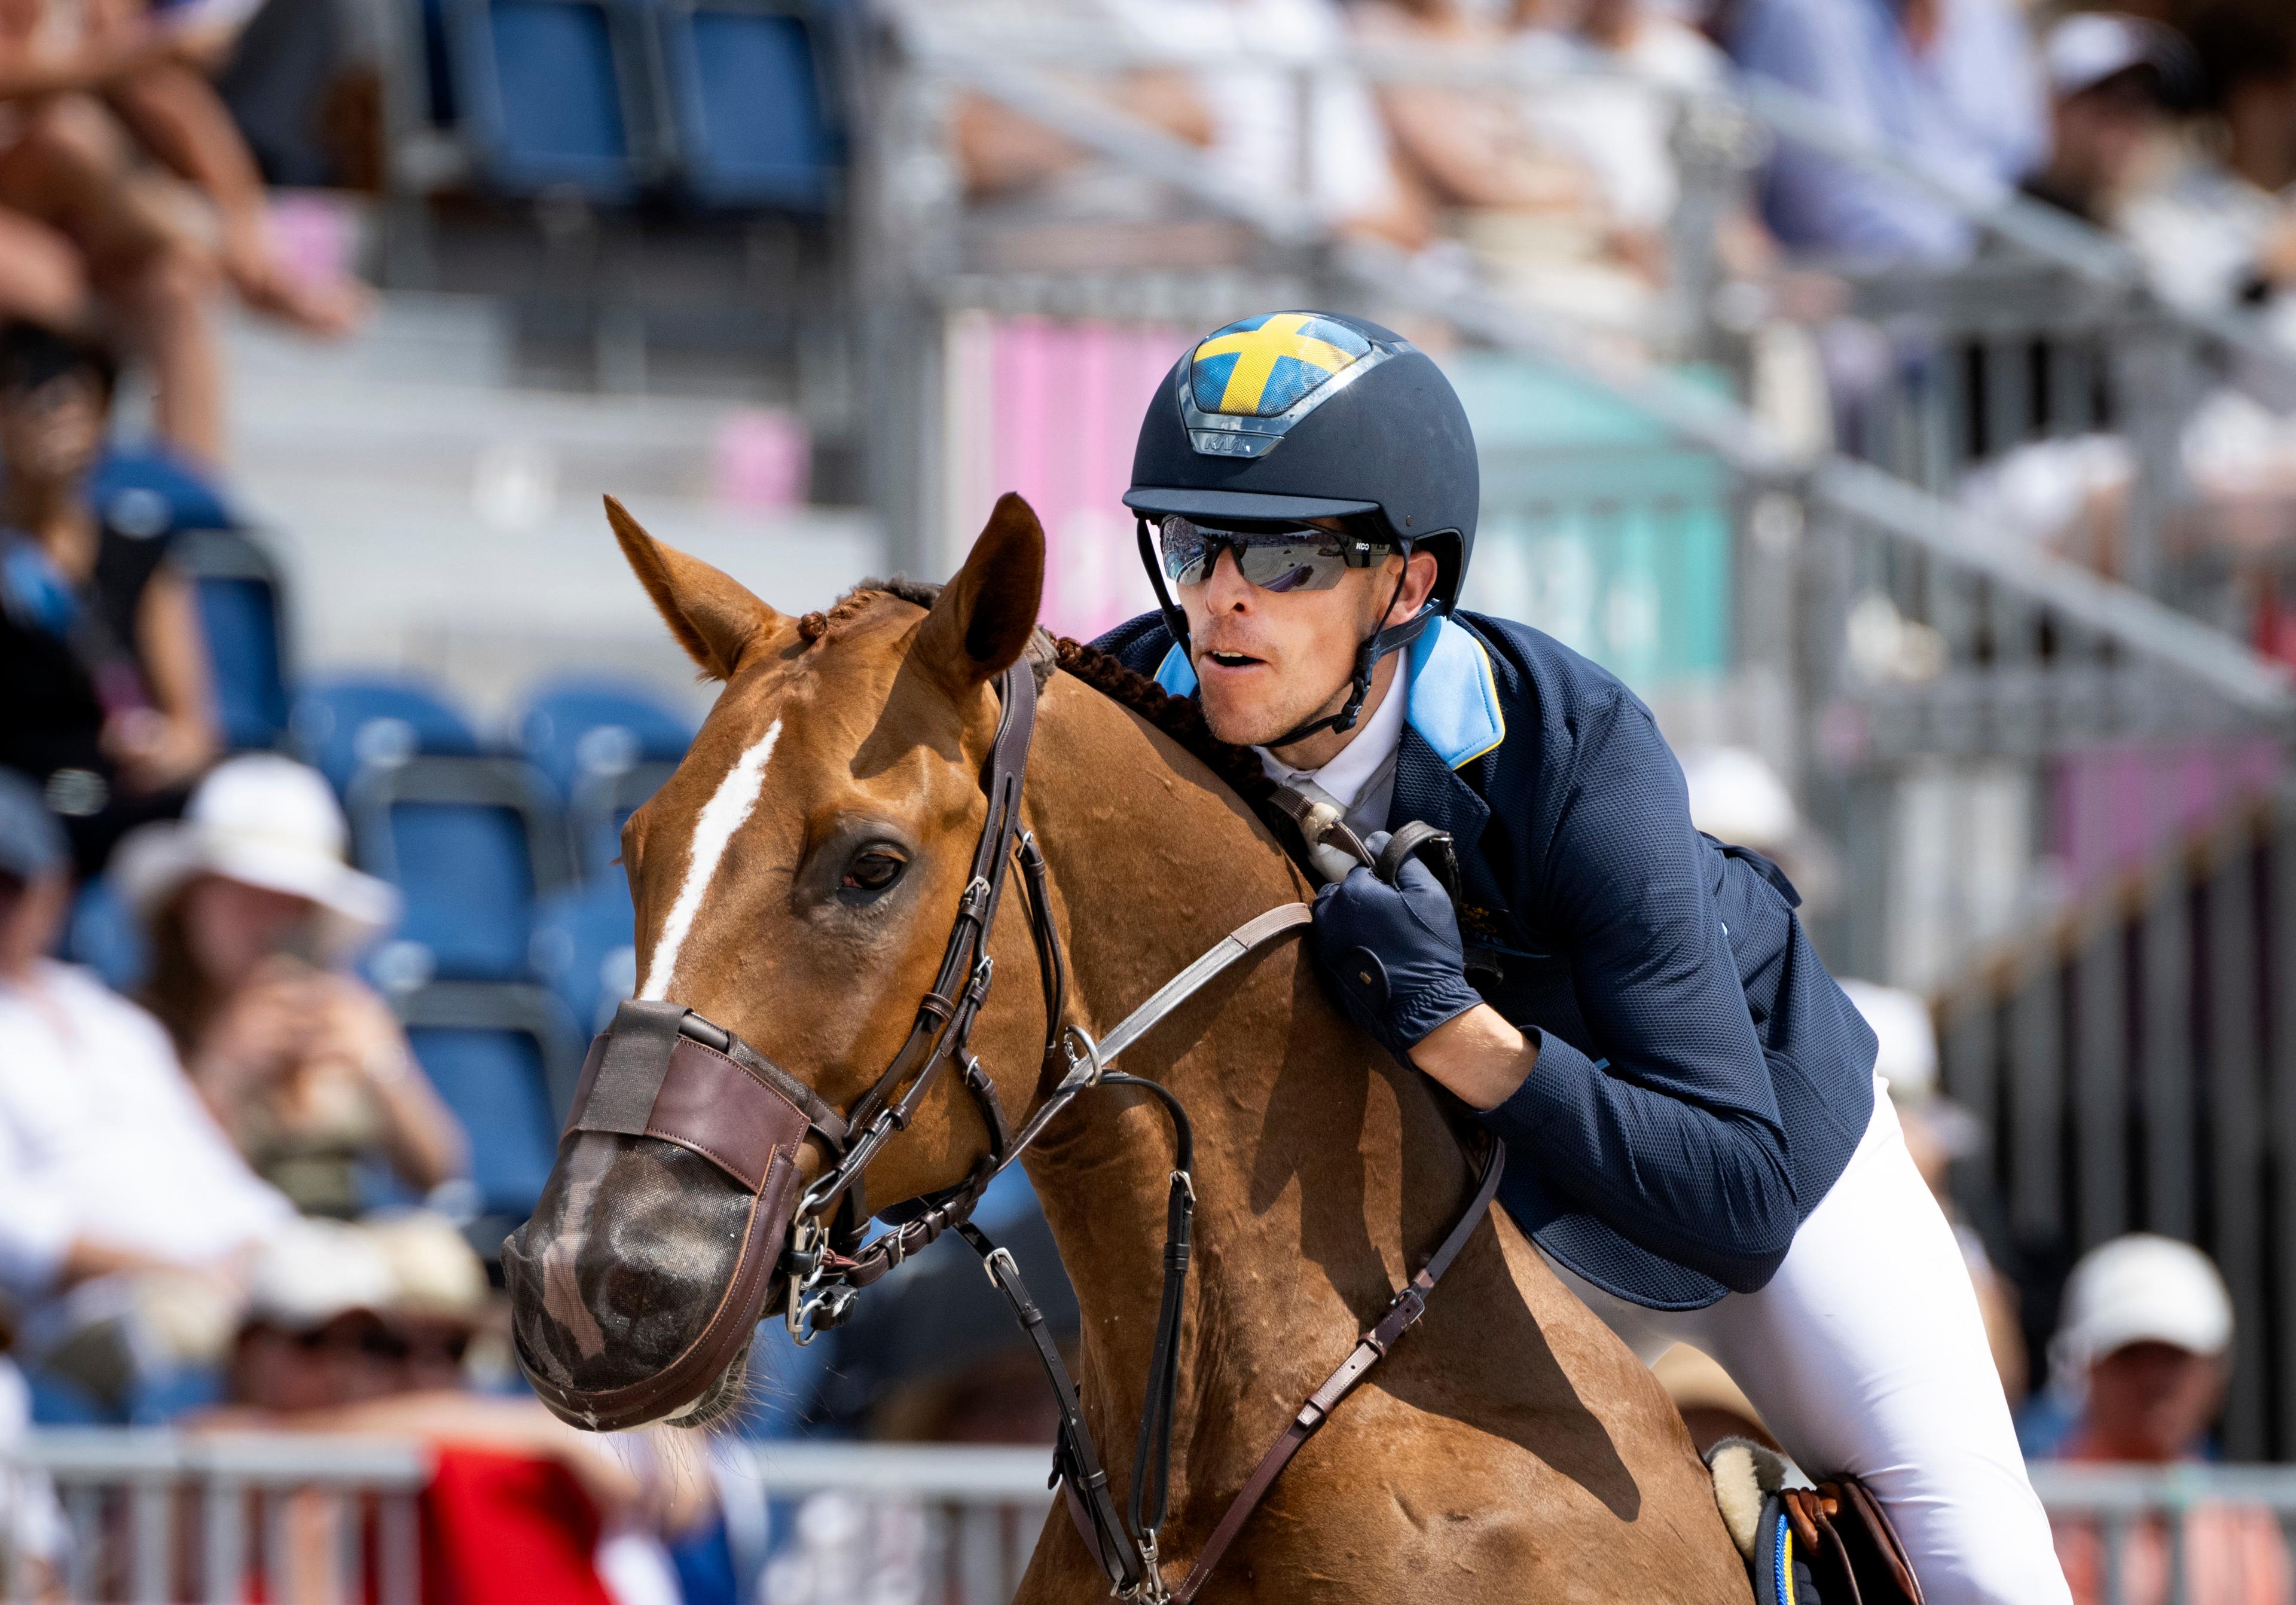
[690,660,1506,1603]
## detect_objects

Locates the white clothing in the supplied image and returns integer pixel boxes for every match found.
[1254,662,1407,840]
[1515,20,1724,232]
[1543,1081,2071,1605]
[0,961,291,1296]
[1095,0,1404,225]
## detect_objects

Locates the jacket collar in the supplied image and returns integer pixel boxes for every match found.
[1150,614,1507,771]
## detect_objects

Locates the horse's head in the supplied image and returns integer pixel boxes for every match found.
[503,492,1052,1429]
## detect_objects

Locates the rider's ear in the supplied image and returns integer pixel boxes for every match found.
[606,495,781,681]
[915,491,1045,686]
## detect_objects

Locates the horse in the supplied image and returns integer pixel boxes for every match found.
[503,491,1754,1602]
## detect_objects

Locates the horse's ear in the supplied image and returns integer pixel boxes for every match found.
[606,496,779,681]
[915,492,1045,686]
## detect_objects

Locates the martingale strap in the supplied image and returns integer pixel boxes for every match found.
[1171,1135,1506,1604]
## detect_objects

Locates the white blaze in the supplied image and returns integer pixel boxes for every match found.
[639,720,781,1001]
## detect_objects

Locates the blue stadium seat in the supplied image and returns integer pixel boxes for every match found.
[532,871,636,1035]
[91,447,236,537]
[347,756,568,983]
[446,0,654,200]
[516,680,692,876]
[64,878,147,993]
[289,676,480,796]
[173,530,291,752]
[655,0,837,210]
[396,982,581,1221]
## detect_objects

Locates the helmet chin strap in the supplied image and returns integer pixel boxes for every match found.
[1133,516,1438,756]
[1264,567,1435,752]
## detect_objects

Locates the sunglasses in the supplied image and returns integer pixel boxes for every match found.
[1155,515,1390,594]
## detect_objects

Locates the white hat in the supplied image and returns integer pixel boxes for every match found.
[1680,747,1799,854]
[112,755,399,958]
[2056,1234,2233,1372]
[246,1218,399,1331]
[2043,14,2188,102]
[367,1210,488,1325]
[1837,980,1938,1101]
[1839,979,1983,1158]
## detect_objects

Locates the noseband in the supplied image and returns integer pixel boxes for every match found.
[523,658,1504,1605]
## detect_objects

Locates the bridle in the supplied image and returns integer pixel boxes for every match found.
[524,657,1503,1604]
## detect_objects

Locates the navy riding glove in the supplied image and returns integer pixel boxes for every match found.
[1309,846,1485,1063]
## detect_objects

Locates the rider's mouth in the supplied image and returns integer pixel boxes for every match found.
[1203,650,1264,671]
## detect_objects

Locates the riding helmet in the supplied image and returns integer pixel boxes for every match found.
[1123,310,1480,611]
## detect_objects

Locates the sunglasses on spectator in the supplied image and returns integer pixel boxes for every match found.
[1156,514,1391,594]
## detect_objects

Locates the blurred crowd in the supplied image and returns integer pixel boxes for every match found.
[4,0,2296,1597]
[951,0,2296,323]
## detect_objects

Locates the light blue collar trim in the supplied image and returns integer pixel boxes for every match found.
[1149,615,1504,771]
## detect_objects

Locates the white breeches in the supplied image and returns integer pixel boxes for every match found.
[1541,1081,2071,1605]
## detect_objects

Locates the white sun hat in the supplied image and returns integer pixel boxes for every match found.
[112,754,399,957]
[246,1218,399,1331]
[2056,1234,2234,1374]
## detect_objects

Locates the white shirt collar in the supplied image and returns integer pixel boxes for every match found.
[1252,662,1409,814]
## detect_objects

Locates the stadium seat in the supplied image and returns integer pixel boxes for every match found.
[396,982,581,1225]
[173,529,291,752]
[346,756,569,983]
[91,447,237,537]
[516,679,693,876]
[654,0,838,210]
[289,675,481,796]
[445,0,656,200]
[63,878,148,993]
[531,871,636,1035]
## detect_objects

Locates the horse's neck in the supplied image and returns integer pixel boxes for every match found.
[1015,677,1476,1510]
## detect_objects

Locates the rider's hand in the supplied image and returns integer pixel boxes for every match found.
[1308,851,1484,1066]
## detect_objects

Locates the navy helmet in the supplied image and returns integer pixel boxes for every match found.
[1123,311,1480,741]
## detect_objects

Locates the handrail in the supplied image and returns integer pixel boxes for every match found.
[719,1440,1058,1500]
[888,10,2296,722]
[891,7,2293,384]
[13,1429,431,1484]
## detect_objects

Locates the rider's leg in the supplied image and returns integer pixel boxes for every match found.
[1543,1085,2069,1605]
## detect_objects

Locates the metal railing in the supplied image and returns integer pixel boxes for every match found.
[17,1432,2296,1604]
[0,1430,428,1604]
[719,1442,1054,1605]
[1935,788,2296,1459]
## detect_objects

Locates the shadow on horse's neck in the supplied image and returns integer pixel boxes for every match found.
[1009,671,1480,1499]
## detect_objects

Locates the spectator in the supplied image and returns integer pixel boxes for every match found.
[0,768,291,1414]
[952,0,1431,251]
[114,754,466,1216]
[0,321,216,877]
[98,16,371,341]
[1838,979,2028,1400]
[2118,8,2296,332]
[2040,1234,2286,1605]
[2023,14,2192,226]
[1729,0,2048,263]
[204,1216,710,1605]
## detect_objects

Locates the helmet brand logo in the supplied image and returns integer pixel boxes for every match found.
[1174,313,1410,461]
[1190,313,1371,418]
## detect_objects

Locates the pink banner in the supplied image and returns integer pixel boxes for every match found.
[946,313,1193,641]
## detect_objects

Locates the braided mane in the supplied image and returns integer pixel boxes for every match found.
[807,580,1275,815]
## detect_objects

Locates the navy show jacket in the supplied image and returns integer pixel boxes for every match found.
[1096,607,1878,1310]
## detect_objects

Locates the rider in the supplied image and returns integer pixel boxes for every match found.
[1094,311,2069,1605]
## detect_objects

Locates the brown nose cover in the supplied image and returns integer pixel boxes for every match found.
[507,1003,814,1430]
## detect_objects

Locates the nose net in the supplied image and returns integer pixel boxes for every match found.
[505,1135,758,1396]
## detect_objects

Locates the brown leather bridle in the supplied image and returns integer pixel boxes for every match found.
[517,659,1504,1604]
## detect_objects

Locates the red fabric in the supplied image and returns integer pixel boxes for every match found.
[420,1446,612,1605]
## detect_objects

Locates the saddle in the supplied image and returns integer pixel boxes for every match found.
[1708,1440,1924,1605]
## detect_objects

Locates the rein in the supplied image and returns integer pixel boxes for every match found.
[546,659,1504,1603]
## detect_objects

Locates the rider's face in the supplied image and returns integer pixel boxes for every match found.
[1178,522,1439,752]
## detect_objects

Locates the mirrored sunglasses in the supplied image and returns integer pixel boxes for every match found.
[1156,515,1389,594]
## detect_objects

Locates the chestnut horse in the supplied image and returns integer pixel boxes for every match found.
[505,493,1751,1602]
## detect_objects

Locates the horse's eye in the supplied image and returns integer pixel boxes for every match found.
[841,850,906,895]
